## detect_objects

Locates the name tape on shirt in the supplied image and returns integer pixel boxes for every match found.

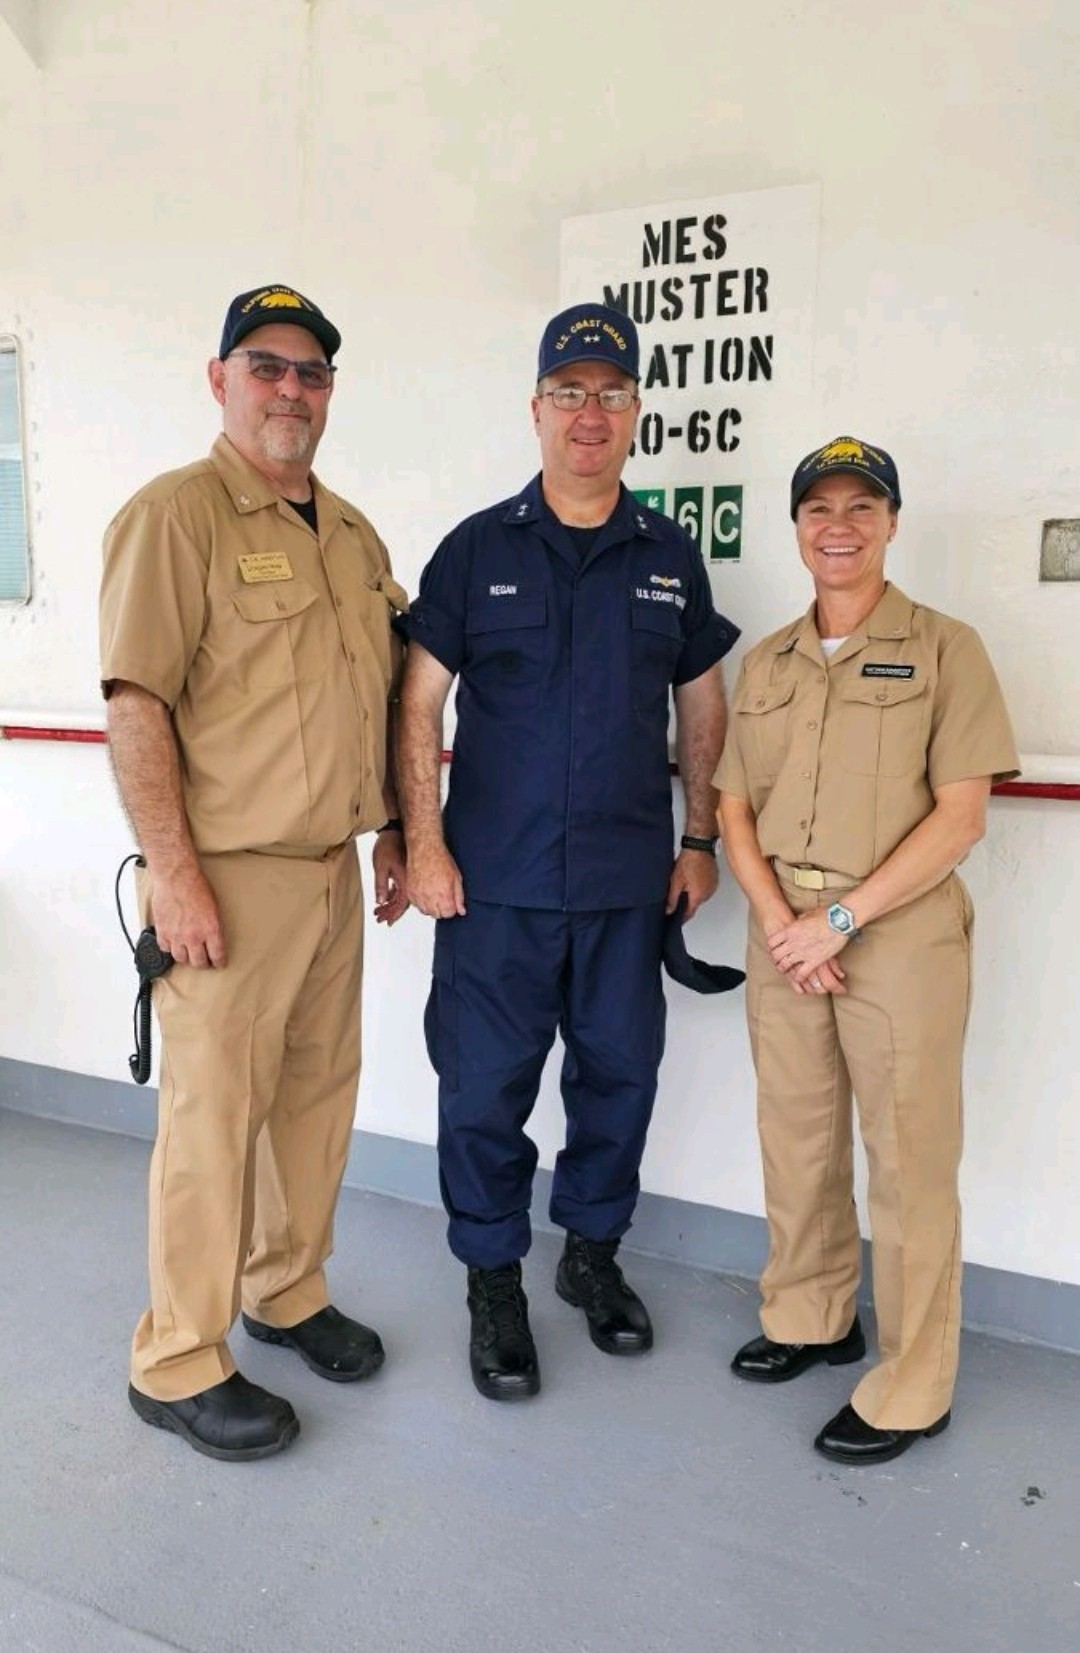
[635,586,686,610]
[861,662,915,679]
[238,553,294,584]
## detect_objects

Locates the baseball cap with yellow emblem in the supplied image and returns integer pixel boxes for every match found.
[537,302,640,382]
[219,284,342,363]
[790,435,901,518]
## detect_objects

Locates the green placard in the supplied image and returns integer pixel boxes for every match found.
[710,485,742,561]
[631,487,666,514]
[673,487,705,555]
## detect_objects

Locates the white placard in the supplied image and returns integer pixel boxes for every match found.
[560,184,820,563]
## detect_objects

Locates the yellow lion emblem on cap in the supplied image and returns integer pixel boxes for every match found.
[259,291,304,309]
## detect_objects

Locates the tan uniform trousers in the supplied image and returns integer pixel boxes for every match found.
[131,842,363,1401]
[745,868,974,1431]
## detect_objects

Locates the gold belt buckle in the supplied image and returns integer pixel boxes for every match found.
[792,865,826,891]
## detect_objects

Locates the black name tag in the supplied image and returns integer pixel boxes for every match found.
[861,662,915,679]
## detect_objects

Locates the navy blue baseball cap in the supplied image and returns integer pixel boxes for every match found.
[537,302,640,382]
[219,284,342,363]
[662,895,745,996]
[790,435,901,518]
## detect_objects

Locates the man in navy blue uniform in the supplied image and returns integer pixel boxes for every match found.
[397,302,739,1400]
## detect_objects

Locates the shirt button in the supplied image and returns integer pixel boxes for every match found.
[807,721,817,730]
[876,690,888,702]
[335,595,343,608]
[349,651,357,663]
[801,770,812,779]
[274,599,285,612]
[755,697,765,707]
[799,819,808,830]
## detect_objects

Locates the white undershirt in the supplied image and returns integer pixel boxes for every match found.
[820,636,849,659]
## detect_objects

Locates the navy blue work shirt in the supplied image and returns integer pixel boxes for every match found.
[398,475,740,911]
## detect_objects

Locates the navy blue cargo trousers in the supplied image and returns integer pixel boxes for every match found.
[425,900,668,1268]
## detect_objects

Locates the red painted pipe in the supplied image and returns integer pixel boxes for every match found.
[1,725,107,744]
[4,727,1080,800]
[991,781,1080,801]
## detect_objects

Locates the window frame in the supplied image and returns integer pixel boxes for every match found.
[0,334,32,607]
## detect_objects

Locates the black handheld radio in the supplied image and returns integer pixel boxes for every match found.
[115,855,175,1083]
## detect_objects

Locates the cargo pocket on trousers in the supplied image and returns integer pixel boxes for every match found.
[424,921,459,1090]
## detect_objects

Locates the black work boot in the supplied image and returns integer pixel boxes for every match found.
[467,1263,541,1402]
[127,1372,299,1462]
[555,1232,654,1355]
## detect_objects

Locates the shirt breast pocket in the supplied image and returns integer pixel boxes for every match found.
[464,592,548,709]
[229,579,324,688]
[630,601,682,715]
[837,675,930,777]
[734,679,796,781]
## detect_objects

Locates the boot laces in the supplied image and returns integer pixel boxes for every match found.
[574,1239,626,1306]
[477,1268,529,1340]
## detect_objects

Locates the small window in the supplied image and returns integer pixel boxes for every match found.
[0,337,31,605]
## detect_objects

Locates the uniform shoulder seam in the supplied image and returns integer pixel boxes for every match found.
[128,457,218,511]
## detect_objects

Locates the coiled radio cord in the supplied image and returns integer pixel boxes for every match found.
[114,853,174,1084]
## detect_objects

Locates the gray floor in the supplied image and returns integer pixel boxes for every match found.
[1,1110,1078,1653]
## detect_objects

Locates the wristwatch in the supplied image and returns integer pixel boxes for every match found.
[826,902,860,938]
[681,833,718,854]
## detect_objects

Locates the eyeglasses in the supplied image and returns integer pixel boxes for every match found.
[229,349,336,390]
[539,386,638,413]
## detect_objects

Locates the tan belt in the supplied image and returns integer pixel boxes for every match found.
[772,857,858,892]
[249,840,352,862]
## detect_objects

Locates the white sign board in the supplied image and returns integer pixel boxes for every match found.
[560,184,820,564]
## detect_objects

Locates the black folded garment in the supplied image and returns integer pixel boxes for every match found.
[662,893,746,994]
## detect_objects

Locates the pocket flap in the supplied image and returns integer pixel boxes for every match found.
[631,601,682,639]
[466,594,547,634]
[231,581,319,623]
[839,675,926,708]
[737,681,796,715]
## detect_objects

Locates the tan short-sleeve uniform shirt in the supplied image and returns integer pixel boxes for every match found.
[100,434,407,855]
[716,583,1019,877]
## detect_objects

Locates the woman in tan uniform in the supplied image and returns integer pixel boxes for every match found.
[716,436,1018,1465]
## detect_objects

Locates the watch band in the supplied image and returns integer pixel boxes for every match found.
[681,833,718,853]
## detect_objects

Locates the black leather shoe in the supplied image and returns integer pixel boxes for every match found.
[242,1304,385,1382]
[555,1232,653,1356]
[128,1372,299,1462]
[467,1263,541,1402]
[731,1316,865,1384]
[814,1401,951,1464]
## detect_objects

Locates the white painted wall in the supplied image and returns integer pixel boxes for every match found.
[0,0,39,65]
[1,0,1077,1283]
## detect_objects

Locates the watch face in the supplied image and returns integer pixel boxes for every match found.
[828,903,854,934]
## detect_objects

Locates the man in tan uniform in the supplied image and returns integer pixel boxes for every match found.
[717,435,1018,1465]
[100,284,409,1461]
